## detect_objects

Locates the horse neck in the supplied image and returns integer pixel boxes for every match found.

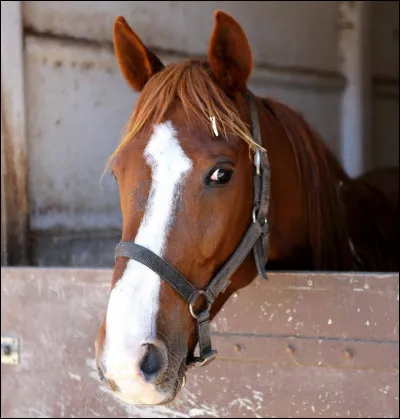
[256,96,354,271]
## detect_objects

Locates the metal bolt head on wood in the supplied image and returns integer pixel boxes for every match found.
[343,348,354,360]
[285,344,296,355]
[1,336,19,365]
[234,343,242,352]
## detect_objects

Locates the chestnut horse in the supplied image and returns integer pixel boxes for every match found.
[95,11,399,406]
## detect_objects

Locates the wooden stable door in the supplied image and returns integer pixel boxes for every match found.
[1,268,399,418]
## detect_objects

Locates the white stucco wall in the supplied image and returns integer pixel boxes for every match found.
[3,1,399,242]
[23,1,341,72]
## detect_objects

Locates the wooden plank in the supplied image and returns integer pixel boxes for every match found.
[0,1,29,265]
[1,268,398,418]
[212,271,399,342]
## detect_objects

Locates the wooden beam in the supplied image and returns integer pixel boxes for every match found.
[1,1,29,265]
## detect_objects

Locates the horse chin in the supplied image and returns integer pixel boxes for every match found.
[116,392,166,407]
[159,357,188,404]
[114,378,184,407]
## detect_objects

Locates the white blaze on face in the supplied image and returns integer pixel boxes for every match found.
[104,121,192,374]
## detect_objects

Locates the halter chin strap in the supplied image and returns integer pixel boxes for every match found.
[114,90,271,368]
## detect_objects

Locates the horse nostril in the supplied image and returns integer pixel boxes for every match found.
[140,343,165,382]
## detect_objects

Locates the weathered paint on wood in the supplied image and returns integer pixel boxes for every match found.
[1,268,398,418]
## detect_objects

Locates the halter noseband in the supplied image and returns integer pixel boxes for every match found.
[114,90,271,369]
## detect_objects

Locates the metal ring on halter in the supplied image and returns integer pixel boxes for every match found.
[252,207,257,224]
[252,207,267,226]
[189,290,211,320]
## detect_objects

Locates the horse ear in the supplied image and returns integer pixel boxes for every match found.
[113,16,164,92]
[208,11,253,95]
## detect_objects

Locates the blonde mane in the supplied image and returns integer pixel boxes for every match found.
[105,60,262,172]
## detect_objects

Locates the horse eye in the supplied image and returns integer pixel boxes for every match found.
[206,168,233,186]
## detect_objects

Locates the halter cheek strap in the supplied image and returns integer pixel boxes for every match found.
[248,90,271,280]
[114,90,271,368]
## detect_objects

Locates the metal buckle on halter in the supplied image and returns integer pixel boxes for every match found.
[197,350,218,367]
[186,350,218,369]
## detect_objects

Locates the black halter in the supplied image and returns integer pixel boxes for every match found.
[114,90,271,368]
